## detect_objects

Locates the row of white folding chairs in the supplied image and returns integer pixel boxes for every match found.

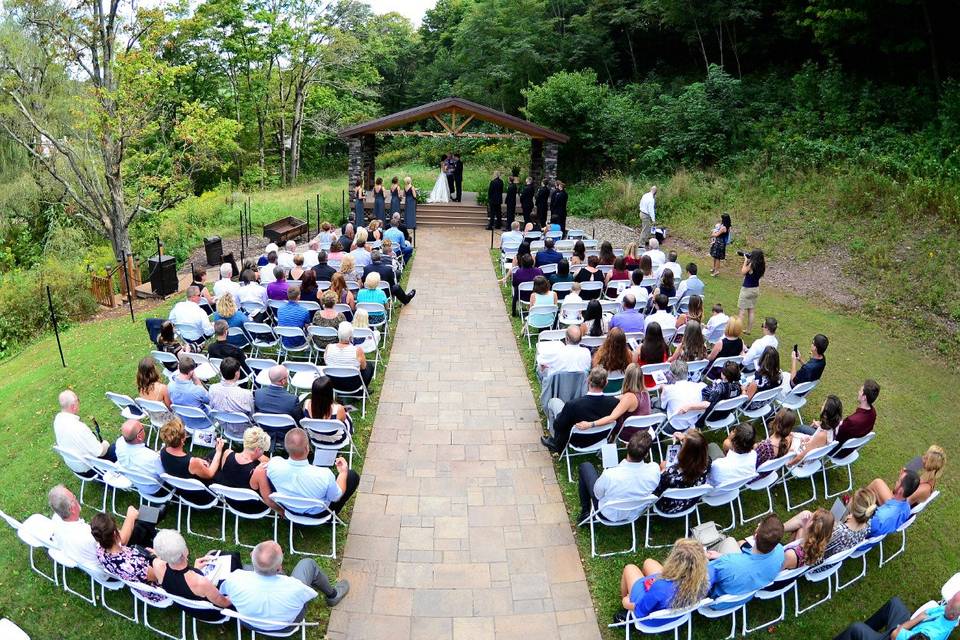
[0,509,318,640]
[241,312,386,362]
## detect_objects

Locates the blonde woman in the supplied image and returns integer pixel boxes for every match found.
[781,508,834,569]
[704,315,745,379]
[824,487,877,558]
[338,254,358,284]
[216,427,273,513]
[353,226,369,251]
[212,292,250,346]
[615,538,710,623]
[868,445,945,507]
[623,242,640,269]
[367,219,383,241]
[351,308,379,353]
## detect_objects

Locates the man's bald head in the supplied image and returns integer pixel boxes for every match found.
[58,389,79,413]
[121,419,144,444]
[267,365,288,386]
[283,427,309,460]
[565,326,581,345]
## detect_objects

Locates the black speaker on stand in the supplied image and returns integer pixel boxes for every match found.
[148,255,178,297]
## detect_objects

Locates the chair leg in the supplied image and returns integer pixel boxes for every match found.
[836,554,867,591]
[100,584,138,622]
[879,530,906,567]
[60,564,97,605]
[30,546,58,585]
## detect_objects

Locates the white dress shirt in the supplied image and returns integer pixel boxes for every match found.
[349,247,372,268]
[168,300,214,341]
[219,570,316,631]
[594,460,661,521]
[661,381,706,430]
[236,282,268,307]
[277,251,296,270]
[617,285,649,304]
[658,261,682,282]
[266,458,342,514]
[301,250,319,269]
[646,310,677,333]
[213,278,240,299]
[708,449,758,487]
[536,343,591,377]
[639,190,656,221]
[259,265,278,284]
[52,515,105,576]
[742,334,779,371]
[115,438,165,495]
[53,412,107,473]
[501,230,524,248]
[705,313,729,334]
[644,249,666,271]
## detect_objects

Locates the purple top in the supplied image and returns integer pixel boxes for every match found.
[513,267,544,301]
[266,280,289,301]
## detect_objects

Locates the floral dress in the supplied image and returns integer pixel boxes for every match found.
[653,463,710,514]
[97,546,164,601]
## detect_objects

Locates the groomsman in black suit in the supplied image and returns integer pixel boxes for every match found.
[452,153,463,202]
[549,180,568,234]
[486,171,504,230]
[520,176,535,224]
[505,175,518,230]
[535,179,550,228]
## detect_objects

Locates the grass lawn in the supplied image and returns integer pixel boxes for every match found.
[0,261,413,639]
[491,246,959,638]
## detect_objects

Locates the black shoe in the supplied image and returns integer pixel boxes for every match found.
[407,289,416,301]
[326,580,350,606]
[612,609,628,624]
[540,436,557,452]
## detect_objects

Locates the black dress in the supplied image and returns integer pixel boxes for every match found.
[160,449,212,506]
[160,564,228,621]
[403,187,417,231]
[389,185,401,214]
[216,453,264,514]
[505,181,518,227]
[353,188,365,228]
[535,186,550,227]
[373,186,385,221]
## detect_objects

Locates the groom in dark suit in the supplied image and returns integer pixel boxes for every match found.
[444,152,455,195]
[452,153,463,202]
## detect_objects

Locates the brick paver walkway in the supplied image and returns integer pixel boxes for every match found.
[327,227,601,640]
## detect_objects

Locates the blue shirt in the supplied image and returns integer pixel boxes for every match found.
[276,301,310,347]
[384,226,408,250]
[898,605,959,640]
[709,545,784,598]
[168,377,210,430]
[629,570,714,625]
[266,457,342,514]
[869,498,911,536]
[534,248,563,267]
[219,570,316,631]
[212,311,250,347]
[609,309,645,333]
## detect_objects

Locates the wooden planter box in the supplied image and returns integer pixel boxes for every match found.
[263,216,307,244]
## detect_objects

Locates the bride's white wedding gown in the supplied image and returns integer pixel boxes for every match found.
[427,168,450,203]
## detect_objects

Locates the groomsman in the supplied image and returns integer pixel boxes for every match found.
[549,180,568,234]
[452,154,463,202]
[486,171,504,230]
[520,177,535,224]
[505,175,518,230]
[535,178,550,228]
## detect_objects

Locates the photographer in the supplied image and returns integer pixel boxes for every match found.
[737,249,765,334]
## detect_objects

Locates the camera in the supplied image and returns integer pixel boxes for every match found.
[736,250,749,258]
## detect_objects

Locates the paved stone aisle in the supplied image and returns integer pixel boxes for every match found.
[327,227,601,640]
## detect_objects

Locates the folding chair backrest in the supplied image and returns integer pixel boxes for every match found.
[171,404,209,421]
[285,362,320,376]
[253,413,298,430]
[537,329,566,343]
[660,485,712,502]
[686,359,710,380]
[53,445,90,472]
[209,483,268,511]
[785,380,819,401]
[268,492,329,515]
[796,442,836,466]
[755,452,793,476]
[247,358,279,373]
[243,323,277,341]
[580,335,605,349]
[275,326,307,339]
[159,473,209,494]
[526,305,558,328]
[552,282,574,296]
[712,355,743,370]
[150,350,179,368]
[325,367,366,392]
[308,325,339,342]
[621,413,667,432]
[600,300,620,315]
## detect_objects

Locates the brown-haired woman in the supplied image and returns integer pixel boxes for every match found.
[90,512,163,600]
[747,408,796,467]
[593,327,634,376]
[782,508,835,568]
[159,418,226,504]
[653,429,711,514]
[669,319,708,363]
[136,356,174,423]
[329,272,356,311]
[574,363,651,441]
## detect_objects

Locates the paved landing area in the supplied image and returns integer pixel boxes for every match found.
[327,227,600,640]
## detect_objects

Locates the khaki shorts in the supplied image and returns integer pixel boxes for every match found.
[738,286,759,310]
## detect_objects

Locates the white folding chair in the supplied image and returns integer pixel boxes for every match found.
[169,404,216,447]
[517,281,535,319]
[743,567,807,634]
[247,357,280,388]
[211,410,254,447]
[252,413,298,452]
[274,326,311,362]
[777,380,820,423]
[539,262,558,275]
[356,302,388,342]
[879,513,918,567]
[780,442,836,510]
[135,398,173,447]
[221,608,318,640]
[105,391,147,422]
[227,326,251,349]
[151,350,180,379]
[582,495,657,558]
[701,395,749,433]
[559,424,613,482]
[325,367,369,418]
[821,432,876,498]
[119,579,182,640]
[307,326,339,363]
[208,484,278,549]
[605,280,630,300]
[613,414,666,451]
[794,546,854,615]
[536,329,567,343]
[0,619,30,640]
[698,590,759,640]
[608,601,698,640]
[353,327,380,377]
[159,473,224,541]
[268,493,341,558]
[737,387,783,435]
[579,281,603,301]
[301,418,354,468]
[85,457,136,516]
[836,534,885,590]
[686,359,710,382]
[117,467,177,509]
[644,485,712,548]
[187,353,219,383]
[51,446,101,509]
[701,476,753,531]
[243,322,280,358]
[285,361,322,394]
[524,304,558,347]
[163,591,230,640]
[740,453,793,523]
[1,511,58,585]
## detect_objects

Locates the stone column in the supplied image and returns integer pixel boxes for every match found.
[360,134,376,190]
[529,138,544,186]
[543,141,559,188]
[346,137,362,193]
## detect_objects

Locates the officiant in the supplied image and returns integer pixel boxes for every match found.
[520,176,535,224]
[549,180,568,234]
[486,171,504,230]
[535,178,550,228]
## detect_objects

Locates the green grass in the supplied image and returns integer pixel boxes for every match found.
[0,261,413,638]
[490,247,959,638]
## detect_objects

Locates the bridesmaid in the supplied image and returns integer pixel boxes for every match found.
[373,177,386,222]
[403,176,417,232]
[353,179,365,228]
[389,176,401,215]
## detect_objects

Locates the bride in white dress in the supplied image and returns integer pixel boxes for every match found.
[427,157,451,203]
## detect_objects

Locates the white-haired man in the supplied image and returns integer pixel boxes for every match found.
[213,263,240,298]
[277,240,297,271]
[53,389,114,475]
[168,285,214,345]
[219,540,348,631]
[302,239,320,269]
[638,185,657,243]
[536,326,591,380]
[643,237,666,272]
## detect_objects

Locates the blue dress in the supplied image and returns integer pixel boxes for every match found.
[404,187,417,230]
[373,186,386,221]
[354,189,365,228]
[389,185,401,213]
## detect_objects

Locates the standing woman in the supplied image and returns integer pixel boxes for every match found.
[505,175,519,228]
[353,179,365,229]
[403,176,417,231]
[389,176,402,214]
[709,213,731,276]
[535,178,550,228]
[738,249,765,334]
[372,177,386,222]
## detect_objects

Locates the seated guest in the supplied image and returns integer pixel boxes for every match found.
[609,294,645,333]
[312,250,337,282]
[540,366,619,453]
[535,237,564,267]
[151,529,233,620]
[705,316,745,377]
[190,269,215,309]
[380,238,403,274]
[833,591,960,640]
[303,376,351,430]
[614,538,711,624]
[91,512,163,601]
[652,268,675,300]
[311,291,346,351]
[704,303,729,337]
[156,320,191,366]
[636,321,670,389]
[510,252,543,316]
[257,243,278,267]
[576,431,659,523]
[266,267,288,301]
[675,361,742,423]
[559,282,584,323]
[869,470,919,536]
[289,254,306,280]
[159,419,226,499]
[137,356,174,424]
[349,309,378,352]
[349,230,372,267]
[741,317,778,371]
[213,263,239,299]
[537,326,592,380]
[659,359,706,433]
[646,294,677,333]
[549,259,574,289]
[835,379,880,444]
[592,327,634,376]
[617,268,649,304]
[277,240,297,271]
[236,269,268,309]
[576,363,650,441]
[385,213,413,262]
[212,293,250,347]
[790,395,843,464]
[329,272,355,310]
[598,241,616,266]
[216,427,275,513]
[707,423,757,486]
[822,487,876,558]
[746,408,795,467]
[742,346,782,407]
[355,271,389,324]
[54,389,114,475]
[253,365,303,422]
[658,250,682,280]
[527,275,558,326]
[573,254,604,286]
[362,250,416,304]
[637,254,654,282]
[219,540,348,631]
[579,299,608,338]
[115,418,165,496]
[276,286,310,349]
[298,269,319,303]
[707,514,784,597]
[791,333,828,387]
[781,507,834,569]
[209,357,255,426]
[325,322,373,386]
[622,242,639,269]
[675,262,705,300]
[654,430,710,514]
[327,239,346,263]
[302,239,320,269]
[168,356,211,430]
[168,286,214,347]
[207,320,249,372]
[501,221,524,248]
[261,428,359,514]
[669,319,708,363]
[259,251,279,284]
[605,257,631,288]
[48,485,153,573]
[870,445,944,508]
[674,294,704,331]
[643,238,666,271]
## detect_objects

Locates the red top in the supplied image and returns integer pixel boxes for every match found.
[836,407,876,444]
[638,349,669,390]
